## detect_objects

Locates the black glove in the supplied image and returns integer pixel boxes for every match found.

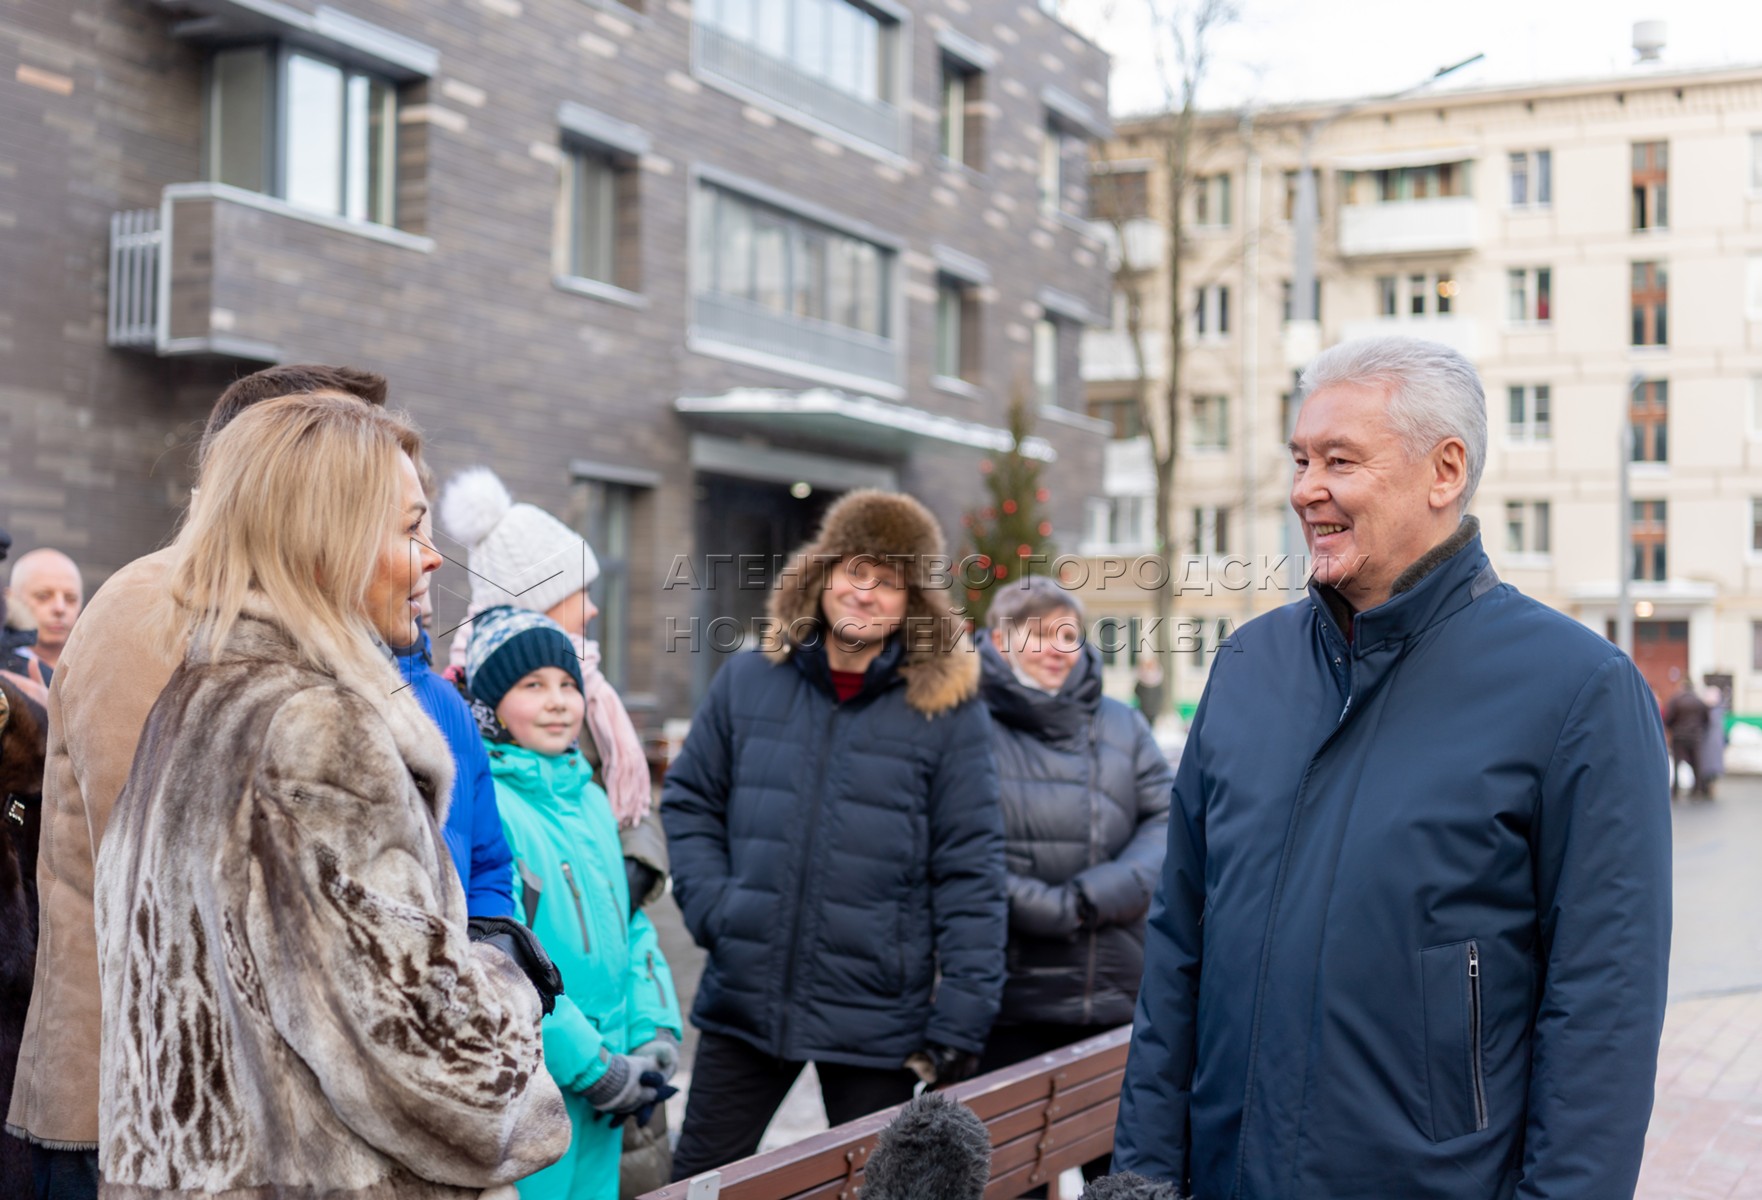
[906,1042,982,1087]
[624,858,661,916]
[610,1070,679,1129]
[468,916,564,1016]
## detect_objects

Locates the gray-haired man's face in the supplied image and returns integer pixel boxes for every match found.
[1289,380,1466,610]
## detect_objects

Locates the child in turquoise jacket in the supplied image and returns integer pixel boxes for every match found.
[467,607,683,1200]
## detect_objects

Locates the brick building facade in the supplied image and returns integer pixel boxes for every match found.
[0,0,1112,723]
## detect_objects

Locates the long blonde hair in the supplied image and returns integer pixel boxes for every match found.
[164,392,427,680]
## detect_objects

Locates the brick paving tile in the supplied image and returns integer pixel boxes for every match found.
[1641,992,1762,1199]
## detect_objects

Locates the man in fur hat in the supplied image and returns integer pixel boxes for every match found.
[663,489,1006,1180]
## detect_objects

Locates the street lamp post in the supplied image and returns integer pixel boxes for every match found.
[1616,373,1643,656]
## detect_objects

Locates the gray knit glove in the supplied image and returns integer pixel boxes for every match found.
[629,1030,681,1083]
[586,1050,662,1115]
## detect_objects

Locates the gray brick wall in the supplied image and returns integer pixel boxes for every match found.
[0,0,1111,722]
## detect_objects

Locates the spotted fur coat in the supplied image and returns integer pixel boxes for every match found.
[93,604,570,1198]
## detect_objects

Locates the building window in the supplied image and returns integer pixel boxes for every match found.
[696,0,899,149]
[1378,272,1454,318]
[1281,169,1320,223]
[1090,166,1149,222]
[1191,506,1229,556]
[1631,379,1668,463]
[939,58,983,170]
[206,45,399,225]
[935,273,980,383]
[1087,495,1153,550]
[1342,161,1468,204]
[1752,499,1762,554]
[579,481,636,689]
[1508,384,1551,442]
[1507,267,1552,324]
[1039,117,1087,216]
[1509,149,1552,207]
[1504,500,1551,556]
[1280,278,1321,323]
[1751,621,1762,672]
[1631,261,1668,346]
[1194,284,1230,338]
[1191,394,1229,451]
[1087,394,1143,440]
[1632,141,1668,231]
[1033,318,1060,407]
[692,181,896,382]
[563,144,640,291]
[1194,174,1232,228]
[1631,499,1667,581]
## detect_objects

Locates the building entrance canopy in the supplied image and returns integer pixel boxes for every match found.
[676,387,1057,462]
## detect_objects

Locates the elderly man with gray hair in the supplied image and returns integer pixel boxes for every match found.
[1114,336,1671,1199]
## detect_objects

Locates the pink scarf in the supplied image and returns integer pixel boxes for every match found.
[448,614,651,829]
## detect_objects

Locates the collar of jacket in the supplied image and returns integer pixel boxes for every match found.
[791,627,906,703]
[207,598,457,821]
[487,740,592,807]
[1309,516,1495,656]
[977,635,1101,748]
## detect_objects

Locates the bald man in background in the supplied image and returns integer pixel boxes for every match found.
[4,550,83,685]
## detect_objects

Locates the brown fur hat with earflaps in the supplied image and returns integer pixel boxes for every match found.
[765,488,980,717]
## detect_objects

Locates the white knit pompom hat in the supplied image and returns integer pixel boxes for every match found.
[439,467,599,615]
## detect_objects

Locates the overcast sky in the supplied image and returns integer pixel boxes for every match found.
[1056,0,1762,117]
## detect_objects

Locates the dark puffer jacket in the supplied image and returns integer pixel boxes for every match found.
[663,637,1005,1066]
[980,639,1172,1028]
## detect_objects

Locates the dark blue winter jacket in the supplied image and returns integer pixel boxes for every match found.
[1114,523,1672,1199]
[662,635,1006,1067]
[394,635,515,919]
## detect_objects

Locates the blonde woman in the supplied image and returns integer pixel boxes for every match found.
[94,394,570,1199]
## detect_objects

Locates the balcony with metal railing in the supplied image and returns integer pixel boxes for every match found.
[693,22,902,155]
[104,182,433,361]
[690,291,901,391]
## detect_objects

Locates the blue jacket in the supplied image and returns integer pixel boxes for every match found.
[394,636,515,919]
[662,636,1006,1067]
[1114,526,1672,1199]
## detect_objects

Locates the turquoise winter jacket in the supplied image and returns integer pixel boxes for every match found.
[488,741,682,1093]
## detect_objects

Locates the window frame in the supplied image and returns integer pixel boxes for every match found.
[1507,383,1552,443]
[1631,261,1668,347]
[933,271,982,386]
[1193,283,1230,340]
[1507,266,1553,325]
[1632,141,1669,232]
[1503,498,1552,559]
[1194,173,1232,229]
[1630,498,1668,582]
[206,42,401,228]
[1033,317,1060,408]
[1190,393,1229,452]
[1630,378,1668,464]
[1508,149,1552,209]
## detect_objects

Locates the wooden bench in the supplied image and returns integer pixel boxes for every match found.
[637,1024,1131,1200]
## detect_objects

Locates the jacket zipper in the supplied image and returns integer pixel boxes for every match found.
[1468,941,1488,1131]
[647,950,667,1007]
[779,703,842,1053]
[560,861,591,952]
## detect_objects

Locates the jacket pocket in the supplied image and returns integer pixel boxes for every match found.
[1420,940,1490,1142]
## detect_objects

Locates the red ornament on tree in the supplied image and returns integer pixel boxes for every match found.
[1038,521,1053,537]
[1036,487,1050,502]
[995,563,1010,580]
[976,554,991,569]
[1017,543,1033,558]
[1002,499,1018,515]
[979,459,994,474]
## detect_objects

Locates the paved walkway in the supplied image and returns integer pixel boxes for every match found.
[1642,989,1762,1199]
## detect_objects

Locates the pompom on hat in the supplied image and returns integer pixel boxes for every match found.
[439,467,599,616]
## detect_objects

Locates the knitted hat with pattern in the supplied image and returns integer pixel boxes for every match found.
[465,606,584,715]
[439,467,599,616]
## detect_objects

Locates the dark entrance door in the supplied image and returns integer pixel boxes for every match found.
[691,474,838,697]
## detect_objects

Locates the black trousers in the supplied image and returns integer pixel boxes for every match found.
[671,1031,919,1181]
[32,1146,99,1200]
[978,1022,1116,1198]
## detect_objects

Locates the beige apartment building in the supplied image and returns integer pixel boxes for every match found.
[1078,55,1762,719]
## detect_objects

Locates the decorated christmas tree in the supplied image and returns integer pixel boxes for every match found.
[962,396,1056,625]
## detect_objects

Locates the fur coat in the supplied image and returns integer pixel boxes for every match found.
[93,602,570,1198]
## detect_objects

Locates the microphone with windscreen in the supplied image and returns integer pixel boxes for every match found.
[861,1091,992,1200]
[1079,1172,1185,1199]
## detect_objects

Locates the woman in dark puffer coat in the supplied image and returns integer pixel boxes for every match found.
[979,577,1172,1191]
